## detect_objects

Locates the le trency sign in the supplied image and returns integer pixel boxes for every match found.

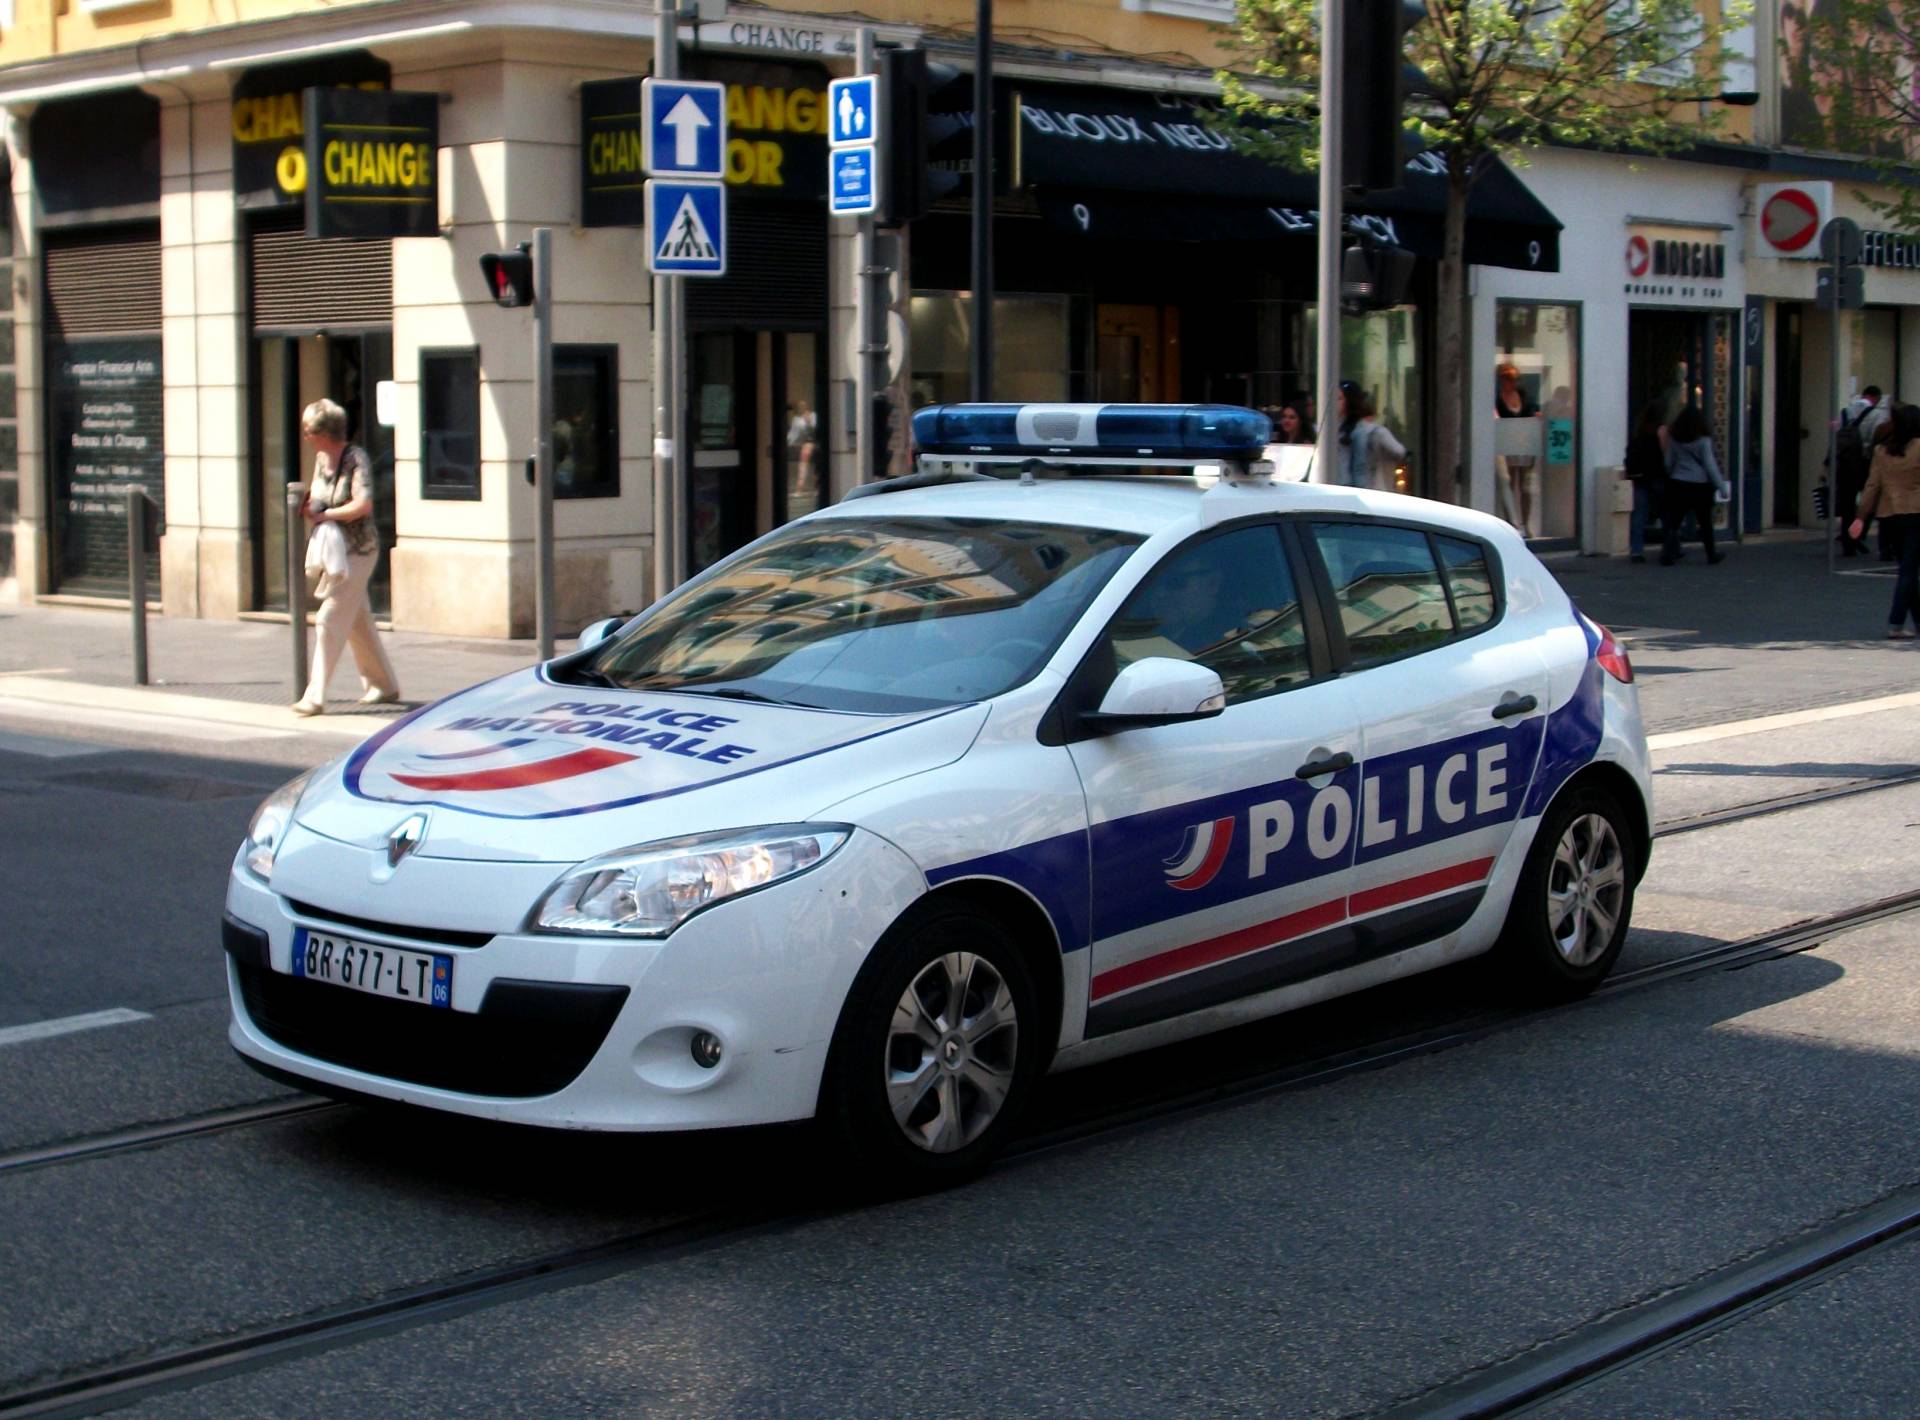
[304,88,439,239]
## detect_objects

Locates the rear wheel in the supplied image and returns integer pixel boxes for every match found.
[821,902,1045,1188]
[1495,785,1636,1000]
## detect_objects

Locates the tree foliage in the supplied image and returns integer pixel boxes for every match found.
[1789,0,1920,230]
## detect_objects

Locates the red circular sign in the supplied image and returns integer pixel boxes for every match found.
[1762,188,1820,252]
[1625,235,1650,277]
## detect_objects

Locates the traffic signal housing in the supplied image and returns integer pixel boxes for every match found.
[879,47,971,227]
[1340,0,1427,193]
[479,242,535,308]
[1342,241,1417,312]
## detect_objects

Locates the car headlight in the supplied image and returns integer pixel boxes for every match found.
[530,824,851,938]
[242,765,321,880]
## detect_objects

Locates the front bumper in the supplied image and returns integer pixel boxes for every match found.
[223,825,926,1130]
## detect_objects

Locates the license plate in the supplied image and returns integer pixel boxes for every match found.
[290,927,452,1008]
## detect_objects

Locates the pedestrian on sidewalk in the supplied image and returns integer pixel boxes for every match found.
[292,399,400,716]
[1831,386,1883,557]
[1623,398,1668,564]
[1335,381,1407,491]
[1661,404,1730,566]
[1848,400,1920,638]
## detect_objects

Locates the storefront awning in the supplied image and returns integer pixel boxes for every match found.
[1013,83,1561,274]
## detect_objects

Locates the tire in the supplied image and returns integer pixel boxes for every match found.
[1494,784,1637,1001]
[820,900,1046,1189]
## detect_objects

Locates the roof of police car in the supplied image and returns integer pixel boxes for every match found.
[820,473,1524,544]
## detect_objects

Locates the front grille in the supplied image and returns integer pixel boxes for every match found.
[286,899,494,949]
[235,962,628,1098]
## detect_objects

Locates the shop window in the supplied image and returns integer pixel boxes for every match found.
[555,345,618,500]
[1292,303,1425,498]
[420,349,480,501]
[909,294,1070,407]
[1495,301,1579,541]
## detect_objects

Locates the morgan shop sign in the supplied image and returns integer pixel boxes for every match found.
[304,88,440,239]
[1624,224,1729,302]
[232,53,390,209]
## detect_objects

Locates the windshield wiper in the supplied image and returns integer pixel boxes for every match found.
[552,663,621,689]
[685,687,820,708]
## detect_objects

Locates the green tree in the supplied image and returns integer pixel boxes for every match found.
[1788,0,1920,229]
[1219,0,1747,503]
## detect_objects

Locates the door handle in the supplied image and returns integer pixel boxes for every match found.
[1491,694,1539,720]
[1294,751,1354,780]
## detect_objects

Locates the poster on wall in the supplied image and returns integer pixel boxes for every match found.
[49,338,164,593]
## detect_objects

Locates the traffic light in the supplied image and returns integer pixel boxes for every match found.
[879,47,971,227]
[1341,241,1417,311]
[1340,0,1427,193]
[478,241,535,308]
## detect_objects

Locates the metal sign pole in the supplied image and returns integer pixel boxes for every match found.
[971,0,994,401]
[534,226,556,660]
[1828,298,1840,575]
[652,0,682,600]
[1314,0,1345,486]
[855,28,876,483]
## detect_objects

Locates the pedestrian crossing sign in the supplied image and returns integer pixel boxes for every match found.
[645,180,726,277]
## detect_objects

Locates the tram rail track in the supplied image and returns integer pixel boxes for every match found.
[6,879,1920,1419]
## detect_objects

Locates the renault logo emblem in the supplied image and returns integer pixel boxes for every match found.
[386,812,428,868]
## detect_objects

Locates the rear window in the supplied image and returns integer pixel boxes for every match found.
[1435,535,1497,631]
[1306,523,1456,668]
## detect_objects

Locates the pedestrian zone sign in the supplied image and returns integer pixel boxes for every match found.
[830,147,878,216]
[827,75,877,148]
[642,78,726,180]
[647,181,726,276]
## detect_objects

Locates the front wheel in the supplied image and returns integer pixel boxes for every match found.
[1494,785,1636,1000]
[820,902,1045,1188]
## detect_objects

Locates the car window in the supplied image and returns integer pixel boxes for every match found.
[1104,524,1310,705]
[1435,534,1497,631]
[583,516,1142,713]
[1307,522,1456,669]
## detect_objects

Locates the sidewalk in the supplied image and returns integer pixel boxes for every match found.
[1,532,1915,741]
[0,602,539,742]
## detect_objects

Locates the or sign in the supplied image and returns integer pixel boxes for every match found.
[827,75,877,147]
[304,88,439,239]
[232,52,389,208]
[581,77,645,227]
[644,78,727,179]
[647,180,727,275]
[48,338,164,592]
[1820,216,1863,266]
[1545,418,1574,465]
[829,146,878,215]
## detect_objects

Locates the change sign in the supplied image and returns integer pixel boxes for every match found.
[304,88,440,239]
[232,52,389,209]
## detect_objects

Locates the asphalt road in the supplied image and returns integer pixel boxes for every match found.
[3,630,1918,1417]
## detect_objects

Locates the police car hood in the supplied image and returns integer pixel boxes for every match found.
[296,668,989,863]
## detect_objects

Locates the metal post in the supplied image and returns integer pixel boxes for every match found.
[1828,305,1841,574]
[285,483,308,697]
[533,226,556,661]
[970,0,994,401]
[855,28,877,482]
[1315,0,1345,486]
[126,486,149,686]
[652,0,682,601]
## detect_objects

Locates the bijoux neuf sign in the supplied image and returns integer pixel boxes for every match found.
[304,88,439,240]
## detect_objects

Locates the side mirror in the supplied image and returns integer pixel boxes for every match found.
[1082,657,1226,731]
[575,616,626,652]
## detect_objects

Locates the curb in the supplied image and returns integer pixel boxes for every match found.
[0,676,397,741]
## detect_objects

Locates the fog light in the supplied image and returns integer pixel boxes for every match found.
[689,1031,724,1069]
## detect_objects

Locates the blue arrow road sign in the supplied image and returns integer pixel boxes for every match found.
[643,78,726,179]
[646,180,726,276]
[830,146,878,216]
[827,75,877,148]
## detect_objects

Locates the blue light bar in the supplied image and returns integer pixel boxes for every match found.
[911,403,1273,459]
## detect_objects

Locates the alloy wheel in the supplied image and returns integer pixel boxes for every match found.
[884,951,1020,1153]
[1547,812,1627,967]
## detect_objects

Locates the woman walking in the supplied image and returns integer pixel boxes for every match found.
[1336,381,1407,490]
[1623,399,1668,564]
[1660,404,1731,566]
[1849,401,1920,637]
[292,398,400,715]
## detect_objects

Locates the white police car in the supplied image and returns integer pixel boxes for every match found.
[225,403,1650,1182]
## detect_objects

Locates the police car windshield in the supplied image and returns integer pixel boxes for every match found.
[587,516,1144,713]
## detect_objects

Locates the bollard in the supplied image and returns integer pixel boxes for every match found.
[126,486,149,686]
[286,483,309,700]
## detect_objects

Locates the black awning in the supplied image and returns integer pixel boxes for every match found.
[1012,83,1560,273]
